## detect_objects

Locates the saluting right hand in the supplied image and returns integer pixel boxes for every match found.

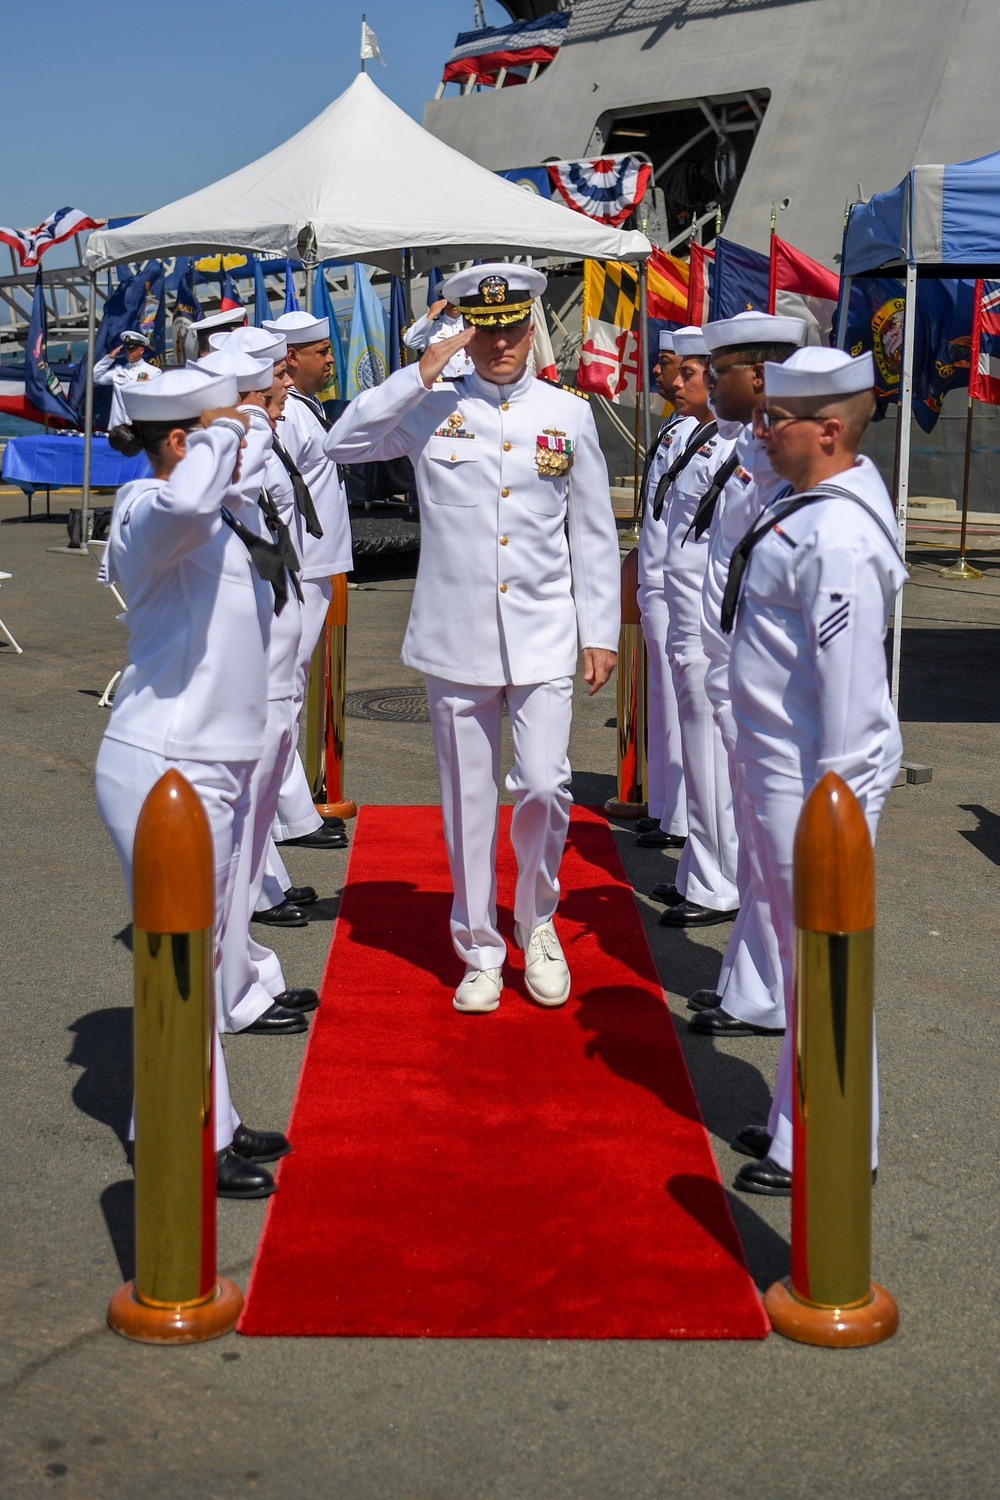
[418,326,476,388]
[200,406,250,432]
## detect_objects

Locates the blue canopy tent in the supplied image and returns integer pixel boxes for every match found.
[839,149,1000,703]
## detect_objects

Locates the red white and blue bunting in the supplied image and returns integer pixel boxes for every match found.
[547,156,652,228]
[442,12,569,86]
[0,207,104,268]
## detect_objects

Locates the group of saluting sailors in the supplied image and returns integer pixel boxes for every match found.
[95,264,904,1205]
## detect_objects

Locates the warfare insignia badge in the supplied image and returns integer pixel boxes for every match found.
[433,411,475,439]
[534,428,574,475]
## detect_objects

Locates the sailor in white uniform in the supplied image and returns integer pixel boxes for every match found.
[94,369,292,1200]
[635,330,688,851]
[658,326,739,925]
[192,305,248,359]
[686,311,806,1037]
[325,264,621,1013]
[403,296,475,379]
[725,348,907,1194]
[261,310,353,852]
[93,331,161,430]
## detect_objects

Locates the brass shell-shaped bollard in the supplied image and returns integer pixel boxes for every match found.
[764,772,898,1347]
[305,572,357,820]
[107,770,243,1344]
[604,548,648,820]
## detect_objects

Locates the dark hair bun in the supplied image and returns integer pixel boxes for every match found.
[108,423,144,458]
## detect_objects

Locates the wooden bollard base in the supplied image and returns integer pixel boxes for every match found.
[603,798,648,820]
[316,799,358,820]
[108,1276,243,1344]
[764,1277,899,1348]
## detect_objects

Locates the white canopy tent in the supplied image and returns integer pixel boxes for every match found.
[79,73,650,530]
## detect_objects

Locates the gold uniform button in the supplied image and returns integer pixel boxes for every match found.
[500,535,508,546]
[501,487,510,497]
[500,582,508,593]
[500,401,510,410]
[503,441,512,451]
[450,453,457,461]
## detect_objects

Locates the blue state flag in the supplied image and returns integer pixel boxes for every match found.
[283,262,299,313]
[388,275,406,372]
[253,259,274,326]
[68,260,164,420]
[427,266,444,308]
[708,237,770,321]
[25,269,78,424]
[345,263,388,398]
[312,270,346,401]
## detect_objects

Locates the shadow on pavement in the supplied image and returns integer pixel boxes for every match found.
[958,803,1000,865]
[66,1006,132,1148]
[101,1180,135,1281]
[897,628,1000,722]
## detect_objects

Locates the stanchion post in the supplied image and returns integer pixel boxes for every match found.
[765,771,899,1347]
[604,547,647,819]
[107,770,242,1343]
[940,395,984,579]
[305,573,357,820]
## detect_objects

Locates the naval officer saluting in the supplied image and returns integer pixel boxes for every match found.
[325,264,621,1012]
[93,330,161,430]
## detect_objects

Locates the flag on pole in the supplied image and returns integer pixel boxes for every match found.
[361,19,385,65]
[547,155,652,227]
[576,258,642,403]
[531,298,559,383]
[768,234,840,345]
[0,207,104,268]
[970,279,1000,405]
[172,258,202,364]
[253,259,274,327]
[709,237,770,321]
[388,275,406,373]
[283,262,299,313]
[312,269,346,400]
[25,269,78,424]
[345,264,388,398]
[686,243,715,324]
[645,248,689,323]
[220,269,244,314]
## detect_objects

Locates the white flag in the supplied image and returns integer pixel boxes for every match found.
[360,20,385,64]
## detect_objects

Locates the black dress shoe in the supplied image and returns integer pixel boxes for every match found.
[636,816,660,834]
[240,1002,309,1035]
[284,884,318,907]
[687,989,722,1012]
[322,815,346,831]
[252,900,308,928]
[231,1123,292,1164]
[216,1147,276,1199]
[636,828,687,849]
[274,987,320,1014]
[660,901,738,928]
[278,823,348,850]
[689,1005,784,1036]
[733,1125,772,1159]
[650,882,685,906]
[735,1155,791,1197]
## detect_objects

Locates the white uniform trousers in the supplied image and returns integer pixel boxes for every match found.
[743,766,890,1172]
[95,739,244,1152]
[220,698,297,1031]
[638,584,687,836]
[668,639,738,912]
[258,839,292,914]
[714,750,784,1027]
[425,675,574,971]
[272,575,331,842]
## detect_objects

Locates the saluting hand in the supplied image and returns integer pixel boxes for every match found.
[583,648,617,696]
[418,326,476,388]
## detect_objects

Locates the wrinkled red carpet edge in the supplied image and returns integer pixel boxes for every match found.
[239,805,769,1340]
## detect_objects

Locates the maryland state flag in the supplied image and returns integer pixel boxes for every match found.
[577,258,641,402]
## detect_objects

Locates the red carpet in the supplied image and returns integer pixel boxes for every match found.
[239,805,769,1339]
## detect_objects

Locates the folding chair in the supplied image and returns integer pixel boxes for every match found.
[0,572,23,654]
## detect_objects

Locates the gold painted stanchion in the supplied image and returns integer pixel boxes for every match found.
[765,772,899,1348]
[940,396,984,579]
[604,547,648,819]
[304,573,357,820]
[107,770,242,1344]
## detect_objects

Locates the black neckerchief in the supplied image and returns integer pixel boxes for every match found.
[638,414,682,524]
[721,480,901,634]
[271,434,324,539]
[683,450,742,545]
[221,503,298,616]
[259,488,304,605]
[651,420,718,521]
[288,386,331,430]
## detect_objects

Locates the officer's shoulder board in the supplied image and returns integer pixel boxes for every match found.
[535,375,590,401]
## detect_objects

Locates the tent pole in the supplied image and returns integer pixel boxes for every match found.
[81,269,98,548]
[305,262,314,312]
[940,395,984,579]
[890,261,918,709]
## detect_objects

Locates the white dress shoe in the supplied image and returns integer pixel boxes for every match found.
[514,920,571,1007]
[453,966,503,1013]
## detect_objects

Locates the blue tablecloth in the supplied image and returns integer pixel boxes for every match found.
[2,435,152,491]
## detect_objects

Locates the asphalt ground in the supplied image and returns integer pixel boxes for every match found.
[1,493,998,1498]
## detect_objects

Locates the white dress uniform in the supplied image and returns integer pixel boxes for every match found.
[662,412,740,911]
[325,346,620,970]
[403,308,475,379]
[263,311,354,842]
[93,371,270,1152]
[729,352,907,1171]
[93,344,161,430]
[638,414,690,839]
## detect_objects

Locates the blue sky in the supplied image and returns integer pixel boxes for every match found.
[0,1,509,230]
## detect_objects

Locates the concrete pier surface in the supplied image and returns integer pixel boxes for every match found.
[1,490,997,1498]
